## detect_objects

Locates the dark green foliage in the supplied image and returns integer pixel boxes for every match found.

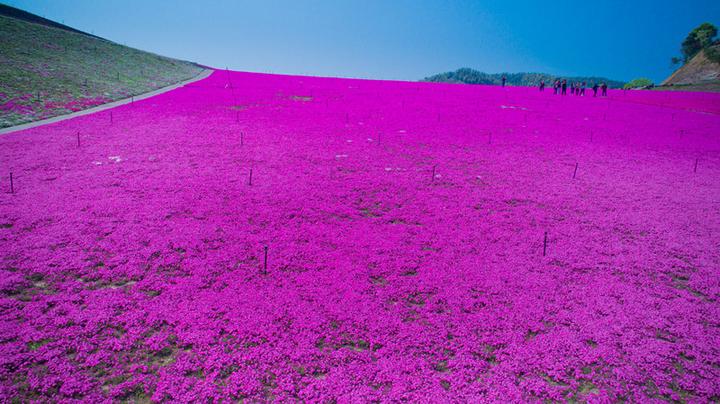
[623,78,653,89]
[422,68,625,89]
[706,45,720,64]
[680,22,718,63]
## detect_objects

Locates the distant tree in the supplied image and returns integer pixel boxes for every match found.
[623,78,653,89]
[681,22,718,63]
[706,45,720,64]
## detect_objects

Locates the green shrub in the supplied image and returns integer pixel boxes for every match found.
[623,78,653,89]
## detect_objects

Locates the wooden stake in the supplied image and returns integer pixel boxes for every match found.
[694,158,698,173]
[9,172,13,194]
[573,163,578,179]
[263,246,268,274]
[543,232,548,256]
[249,168,253,186]
[431,165,436,183]
[241,132,244,146]
[77,131,80,147]
[110,112,113,124]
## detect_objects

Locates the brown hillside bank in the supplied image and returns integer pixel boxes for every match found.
[661,45,720,90]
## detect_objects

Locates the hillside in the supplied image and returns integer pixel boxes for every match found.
[659,44,720,91]
[423,68,625,88]
[1,70,720,402]
[0,3,101,39]
[0,11,204,128]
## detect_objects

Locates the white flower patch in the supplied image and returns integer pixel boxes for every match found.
[108,156,122,163]
[335,154,348,159]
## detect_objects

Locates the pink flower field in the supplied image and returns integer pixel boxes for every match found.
[1,70,720,402]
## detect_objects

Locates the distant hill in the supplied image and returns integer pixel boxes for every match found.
[423,68,625,89]
[659,44,720,91]
[0,7,204,128]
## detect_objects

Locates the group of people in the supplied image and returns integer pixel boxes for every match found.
[538,79,608,97]
[500,75,609,97]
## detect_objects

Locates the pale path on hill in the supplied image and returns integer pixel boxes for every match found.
[0,69,213,135]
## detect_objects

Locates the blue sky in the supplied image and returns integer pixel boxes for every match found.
[5,0,720,83]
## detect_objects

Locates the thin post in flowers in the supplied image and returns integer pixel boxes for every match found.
[241,132,244,146]
[263,245,268,274]
[9,173,14,194]
[694,158,698,173]
[431,165,437,183]
[110,111,113,125]
[77,131,80,147]
[543,232,548,257]
[248,168,253,186]
[572,163,578,179]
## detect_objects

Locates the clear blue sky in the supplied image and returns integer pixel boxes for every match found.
[5,0,720,83]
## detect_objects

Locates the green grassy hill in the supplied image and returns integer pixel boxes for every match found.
[0,8,204,128]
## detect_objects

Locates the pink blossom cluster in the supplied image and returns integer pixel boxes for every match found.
[0,70,719,401]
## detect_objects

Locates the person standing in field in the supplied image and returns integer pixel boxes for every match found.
[553,80,560,95]
[580,81,586,96]
[561,79,567,95]
[501,75,507,87]
[539,80,545,91]
[601,82,608,96]
[570,82,575,95]
[592,83,599,97]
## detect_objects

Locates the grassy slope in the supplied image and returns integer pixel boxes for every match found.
[0,14,204,128]
[652,82,720,92]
